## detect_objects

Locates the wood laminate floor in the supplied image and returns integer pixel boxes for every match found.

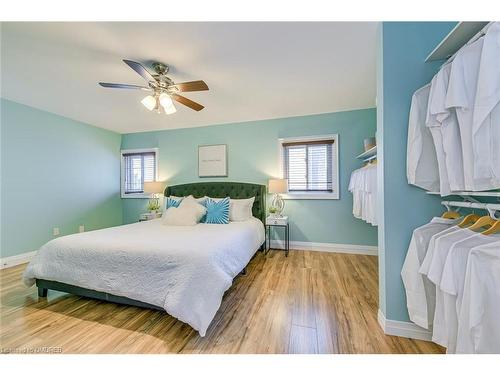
[0,250,444,354]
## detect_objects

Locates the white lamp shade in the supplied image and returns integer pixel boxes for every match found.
[159,93,173,107]
[159,93,177,114]
[268,179,288,194]
[164,102,177,114]
[141,95,156,111]
[143,181,165,194]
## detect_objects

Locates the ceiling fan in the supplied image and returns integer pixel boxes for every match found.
[99,60,209,114]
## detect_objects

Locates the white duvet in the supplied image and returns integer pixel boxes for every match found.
[23,217,265,336]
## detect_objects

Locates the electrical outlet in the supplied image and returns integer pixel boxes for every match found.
[53,227,60,236]
[79,225,85,233]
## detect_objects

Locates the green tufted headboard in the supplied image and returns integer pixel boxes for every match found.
[164,182,267,223]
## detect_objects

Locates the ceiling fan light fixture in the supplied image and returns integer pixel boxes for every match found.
[159,93,173,107]
[159,93,176,115]
[141,95,157,111]
[100,60,208,114]
[164,102,177,115]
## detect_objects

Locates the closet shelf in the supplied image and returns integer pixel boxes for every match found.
[426,191,500,197]
[356,145,377,161]
[425,22,490,62]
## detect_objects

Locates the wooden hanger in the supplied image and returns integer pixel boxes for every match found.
[441,211,461,219]
[468,215,496,232]
[364,159,377,167]
[481,220,500,235]
[457,213,481,228]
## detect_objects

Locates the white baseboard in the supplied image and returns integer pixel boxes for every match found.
[0,250,36,270]
[377,309,432,342]
[270,240,378,256]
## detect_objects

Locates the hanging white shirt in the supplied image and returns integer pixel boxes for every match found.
[441,110,464,192]
[446,37,487,191]
[349,169,362,218]
[439,233,500,353]
[456,241,500,353]
[426,67,452,196]
[418,225,462,341]
[349,165,377,226]
[407,84,440,191]
[472,22,500,189]
[419,225,462,276]
[425,228,476,348]
[401,217,458,329]
[436,65,464,192]
[426,65,465,193]
[363,165,377,225]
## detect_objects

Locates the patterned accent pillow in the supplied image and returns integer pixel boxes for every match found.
[203,197,230,224]
[166,196,183,209]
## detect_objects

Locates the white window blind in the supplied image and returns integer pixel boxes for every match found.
[122,151,156,194]
[283,140,334,192]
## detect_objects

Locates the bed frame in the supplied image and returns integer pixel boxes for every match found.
[36,181,267,310]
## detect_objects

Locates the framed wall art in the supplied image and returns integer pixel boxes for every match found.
[198,144,228,177]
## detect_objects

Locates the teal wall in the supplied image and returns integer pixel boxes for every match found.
[121,109,378,246]
[0,99,123,258]
[377,22,457,321]
[1,100,377,258]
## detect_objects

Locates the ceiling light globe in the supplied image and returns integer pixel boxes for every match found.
[159,93,173,108]
[164,103,177,115]
[141,95,156,111]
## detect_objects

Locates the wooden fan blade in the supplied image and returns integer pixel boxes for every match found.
[123,59,157,83]
[171,80,209,92]
[171,94,205,111]
[99,82,152,91]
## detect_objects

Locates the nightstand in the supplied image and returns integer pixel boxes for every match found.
[265,216,289,257]
[139,212,162,222]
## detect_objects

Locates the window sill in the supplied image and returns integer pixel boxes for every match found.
[282,192,339,200]
[121,193,151,199]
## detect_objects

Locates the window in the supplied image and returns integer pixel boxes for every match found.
[279,135,339,199]
[120,148,158,198]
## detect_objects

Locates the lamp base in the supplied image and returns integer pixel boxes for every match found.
[147,195,160,213]
[271,193,285,217]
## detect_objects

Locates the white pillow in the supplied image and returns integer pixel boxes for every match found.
[209,196,255,221]
[229,197,255,221]
[162,195,206,226]
[179,196,207,220]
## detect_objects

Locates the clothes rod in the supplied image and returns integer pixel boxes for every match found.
[441,200,500,211]
[441,200,500,220]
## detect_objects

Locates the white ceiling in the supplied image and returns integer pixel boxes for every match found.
[1,22,377,134]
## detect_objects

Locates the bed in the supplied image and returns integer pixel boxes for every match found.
[23,182,266,336]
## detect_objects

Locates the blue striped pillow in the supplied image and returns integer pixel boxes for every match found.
[166,196,182,209]
[203,197,230,224]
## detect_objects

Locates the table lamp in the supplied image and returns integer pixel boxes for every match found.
[268,178,288,217]
[144,181,166,213]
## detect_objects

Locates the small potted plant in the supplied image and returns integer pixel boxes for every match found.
[269,206,278,218]
[147,199,160,213]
